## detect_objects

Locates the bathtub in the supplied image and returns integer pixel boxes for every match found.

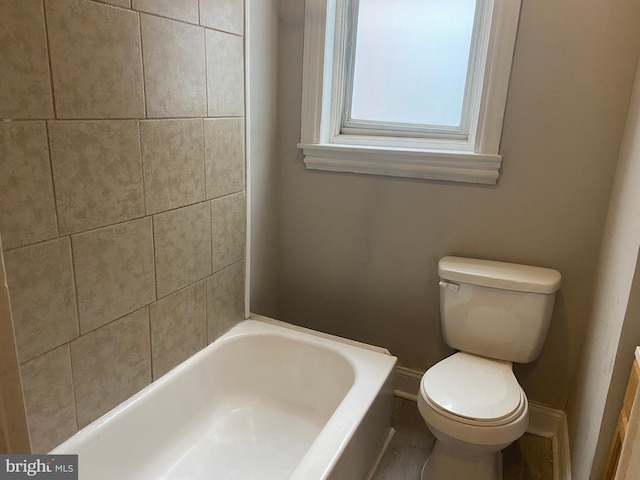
[52,316,397,479]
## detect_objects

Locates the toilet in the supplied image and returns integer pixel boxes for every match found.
[418,256,561,480]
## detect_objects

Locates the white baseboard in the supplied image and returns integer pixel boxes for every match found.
[394,367,571,480]
[528,402,572,480]
[394,366,421,401]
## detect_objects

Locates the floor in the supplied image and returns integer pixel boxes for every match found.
[371,398,554,480]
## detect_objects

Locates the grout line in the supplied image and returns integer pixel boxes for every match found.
[204,274,210,345]
[41,0,58,119]
[43,121,62,239]
[202,118,208,199]
[138,12,148,119]
[206,196,213,278]
[3,236,60,254]
[212,257,244,276]
[86,0,245,39]
[66,343,81,434]
[3,115,244,122]
[150,215,159,302]
[18,304,159,369]
[147,306,155,382]
[204,25,210,118]
[154,277,205,302]
[130,9,243,38]
[152,197,221,218]
[85,0,130,12]
[69,305,153,346]
[137,120,148,215]
[67,236,82,340]
[209,199,215,279]
[2,194,242,254]
[43,212,149,241]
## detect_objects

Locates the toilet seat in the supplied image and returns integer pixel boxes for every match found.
[421,352,526,426]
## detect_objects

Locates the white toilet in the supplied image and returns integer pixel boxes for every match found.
[418,256,561,480]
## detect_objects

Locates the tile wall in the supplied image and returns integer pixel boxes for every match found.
[0,0,246,453]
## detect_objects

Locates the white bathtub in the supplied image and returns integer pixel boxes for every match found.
[52,316,397,479]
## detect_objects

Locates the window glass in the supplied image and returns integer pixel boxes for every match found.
[350,0,477,128]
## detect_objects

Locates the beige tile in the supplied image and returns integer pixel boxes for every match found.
[72,218,155,333]
[141,15,206,118]
[150,281,206,379]
[0,0,53,118]
[154,203,212,298]
[0,236,30,454]
[71,307,151,428]
[94,0,130,7]
[20,345,77,453]
[49,120,145,234]
[204,118,245,199]
[206,29,244,116]
[45,0,144,118]
[141,119,205,214]
[132,0,198,23]
[206,261,244,342]
[211,192,245,272]
[200,0,244,35]
[0,122,57,250]
[4,239,78,364]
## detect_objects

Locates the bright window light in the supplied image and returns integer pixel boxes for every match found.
[350,0,477,128]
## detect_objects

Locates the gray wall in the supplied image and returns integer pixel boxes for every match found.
[567,55,640,479]
[249,0,280,318]
[249,0,640,415]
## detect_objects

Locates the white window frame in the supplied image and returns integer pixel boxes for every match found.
[298,0,522,184]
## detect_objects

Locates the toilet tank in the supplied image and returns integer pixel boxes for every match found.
[438,256,561,364]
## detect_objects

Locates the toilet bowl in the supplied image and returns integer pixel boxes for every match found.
[418,352,529,480]
[419,256,561,480]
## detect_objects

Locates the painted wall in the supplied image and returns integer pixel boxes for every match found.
[258,0,640,414]
[567,55,640,479]
[248,0,280,318]
[0,0,245,453]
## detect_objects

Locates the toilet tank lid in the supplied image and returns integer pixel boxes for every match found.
[438,256,561,294]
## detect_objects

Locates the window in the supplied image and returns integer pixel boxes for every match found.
[298,0,522,184]
[347,0,476,136]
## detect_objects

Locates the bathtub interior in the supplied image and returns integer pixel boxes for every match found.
[52,319,396,480]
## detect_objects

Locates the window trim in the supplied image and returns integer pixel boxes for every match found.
[298,0,522,185]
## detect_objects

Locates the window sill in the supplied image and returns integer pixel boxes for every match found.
[298,143,502,185]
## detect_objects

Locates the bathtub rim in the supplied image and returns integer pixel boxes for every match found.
[250,314,393,357]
